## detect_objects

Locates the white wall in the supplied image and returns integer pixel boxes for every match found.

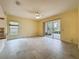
[0,5,5,18]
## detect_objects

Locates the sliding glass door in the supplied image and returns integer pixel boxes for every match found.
[44,20,60,39]
[45,21,53,35]
[53,20,60,39]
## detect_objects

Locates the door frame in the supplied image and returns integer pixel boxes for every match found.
[43,19,61,39]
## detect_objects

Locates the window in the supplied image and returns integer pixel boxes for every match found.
[9,22,19,35]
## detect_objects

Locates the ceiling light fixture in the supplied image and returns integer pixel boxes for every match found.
[35,12,41,19]
[16,0,20,5]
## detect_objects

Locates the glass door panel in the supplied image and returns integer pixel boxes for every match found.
[44,20,60,39]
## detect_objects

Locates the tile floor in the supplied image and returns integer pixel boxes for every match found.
[0,37,79,59]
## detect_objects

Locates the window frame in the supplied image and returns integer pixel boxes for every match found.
[9,21,19,35]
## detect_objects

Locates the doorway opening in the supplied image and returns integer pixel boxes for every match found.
[44,20,61,39]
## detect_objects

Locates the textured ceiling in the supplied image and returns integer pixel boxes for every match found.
[0,0,77,20]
